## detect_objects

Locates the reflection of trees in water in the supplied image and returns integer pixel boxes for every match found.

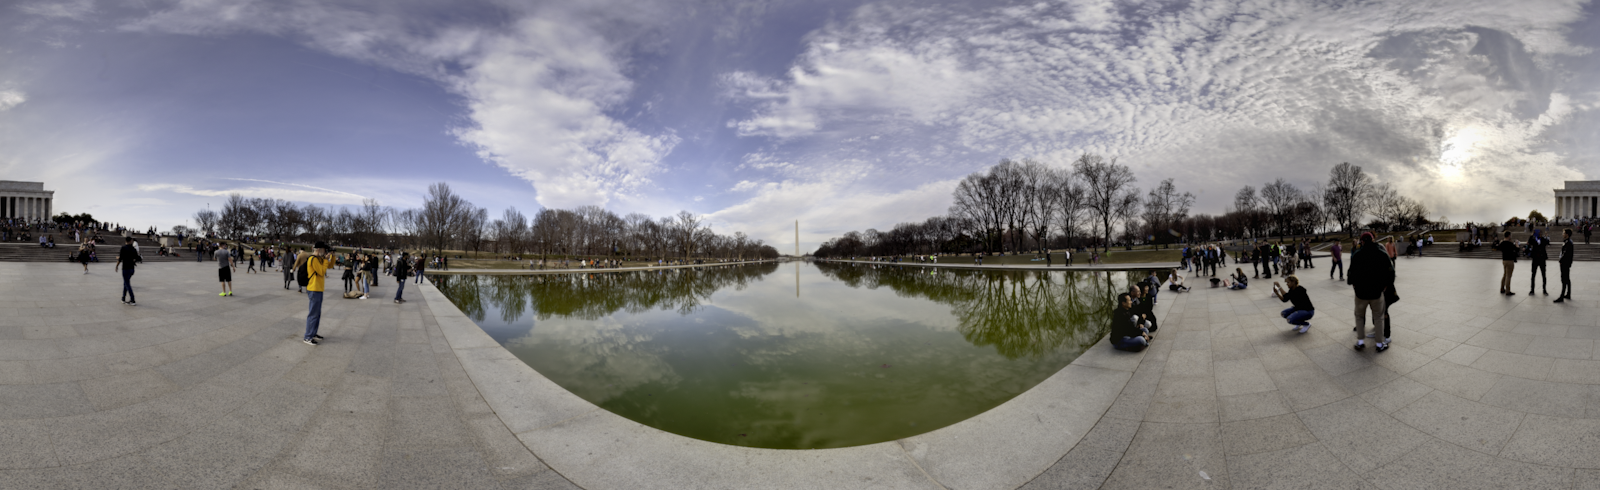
[430,262,781,323]
[813,263,1135,359]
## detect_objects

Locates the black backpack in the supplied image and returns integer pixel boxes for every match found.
[296,257,315,287]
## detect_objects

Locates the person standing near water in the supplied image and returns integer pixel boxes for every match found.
[1557,228,1575,303]
[1495,231,1520,296]
[1528,229,1550,296]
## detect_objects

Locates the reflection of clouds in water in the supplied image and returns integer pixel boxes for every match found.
[439,263,1137,448]
[507,312,679,403]
[714,265,963,337]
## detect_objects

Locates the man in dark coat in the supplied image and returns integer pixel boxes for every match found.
[1528,229,1550,296]
[1347,232,1393,350]
[1557,229,1575,303]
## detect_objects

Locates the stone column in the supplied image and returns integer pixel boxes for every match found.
[45,198,50,222]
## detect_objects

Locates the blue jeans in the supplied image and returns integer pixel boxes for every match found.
[121,268,135,302]
[305,291,323,339]
[1281,308,1314,326]
[395,280,405,301]
[1113,333,1150,351]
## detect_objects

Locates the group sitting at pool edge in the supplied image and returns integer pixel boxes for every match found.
[1111,269,1315,352]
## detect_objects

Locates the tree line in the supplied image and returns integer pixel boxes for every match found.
[814,157,1437,258]
[185,182,781,261]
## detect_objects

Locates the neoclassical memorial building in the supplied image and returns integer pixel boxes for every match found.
[0,181,54,221]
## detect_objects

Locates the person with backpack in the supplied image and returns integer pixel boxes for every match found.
[393,252,412,304]
[295,242,332,346]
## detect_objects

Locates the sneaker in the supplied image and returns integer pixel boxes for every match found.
[1555,298,1565,303]
[1375,341,1389,352]
[127,302,136,306]
[302,338,319,346]
[313,335,324,340]
[1297,324,1310,334]
[220,292,227,296]
[1354,340,1365,351]
[1365,332,1375,338]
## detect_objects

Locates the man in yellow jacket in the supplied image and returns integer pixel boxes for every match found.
[296,241,332,346]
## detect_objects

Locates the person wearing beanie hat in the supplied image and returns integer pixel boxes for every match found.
[1347,231,1393,350]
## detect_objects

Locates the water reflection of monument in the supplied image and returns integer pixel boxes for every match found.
[812,262,1135,359]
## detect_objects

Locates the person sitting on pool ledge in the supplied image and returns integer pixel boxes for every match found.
[1111,293,1151,352]
[1132,284,1160,333]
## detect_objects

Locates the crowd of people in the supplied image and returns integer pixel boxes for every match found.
[1114,225,1586,355]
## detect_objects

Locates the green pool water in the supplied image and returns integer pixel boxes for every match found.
[430,261,1138,449]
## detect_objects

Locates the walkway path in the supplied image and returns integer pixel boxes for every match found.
[0,262,579,488]
[6,255,1600,488]
[1023,256,1600,489]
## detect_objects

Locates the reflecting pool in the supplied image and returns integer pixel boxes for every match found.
[431,261,1138,449]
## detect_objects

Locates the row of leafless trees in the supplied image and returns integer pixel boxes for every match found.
[188,183,780,260]
[814,159,1437,258]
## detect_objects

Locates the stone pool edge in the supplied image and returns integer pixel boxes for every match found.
[420,278,1162,489]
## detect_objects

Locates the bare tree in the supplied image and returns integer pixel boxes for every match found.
[1141,178,1194,246]
[193,209,218,236]
[1259,178,1303,237]
[418,182,471,255]
[1323,162,1374,237]
[1073,153,1139,252]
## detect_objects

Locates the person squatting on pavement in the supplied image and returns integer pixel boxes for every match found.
[1274,275,1314,333]
[1348,232,1395,351]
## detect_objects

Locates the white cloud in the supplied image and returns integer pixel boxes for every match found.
[720,0,1597,228]
[120,0,680,210]
[138,181,369,205]
[16,0,95,20]
[708,178,960,253]
[0,90,24,111]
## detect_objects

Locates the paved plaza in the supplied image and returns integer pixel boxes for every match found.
[4,255,1600,488]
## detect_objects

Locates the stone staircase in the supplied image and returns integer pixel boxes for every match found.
[0,233,191,263]
[1402,241,1600,262]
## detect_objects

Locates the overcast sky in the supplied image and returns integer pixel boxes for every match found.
[3,0,1598,251]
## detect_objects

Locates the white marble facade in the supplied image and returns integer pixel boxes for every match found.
[0,181,54,221]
